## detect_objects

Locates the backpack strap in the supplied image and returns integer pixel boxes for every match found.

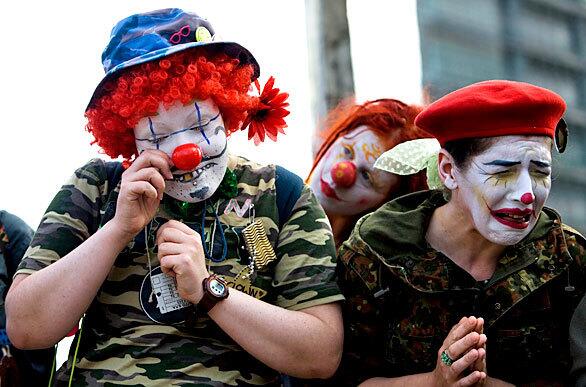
[275,166,304,229]
[105,161,124,193]
[100,162,125,226]
[273,167,307,387]
[0,223,7,257]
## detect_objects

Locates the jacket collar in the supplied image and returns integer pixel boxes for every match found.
[354,189,558,262]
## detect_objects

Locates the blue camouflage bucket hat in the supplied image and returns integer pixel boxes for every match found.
[87,8,260,109]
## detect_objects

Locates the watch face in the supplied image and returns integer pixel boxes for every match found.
[209,279,226,296]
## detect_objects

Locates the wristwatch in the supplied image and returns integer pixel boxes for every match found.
[199,274,229,313]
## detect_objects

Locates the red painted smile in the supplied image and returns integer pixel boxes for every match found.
[489,207,533,229]
[320,179,340,200]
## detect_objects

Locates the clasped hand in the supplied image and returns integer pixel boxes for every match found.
[432,316,487,387]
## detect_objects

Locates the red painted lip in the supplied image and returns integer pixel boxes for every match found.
[490,207,533,229]
[320,179,340,200]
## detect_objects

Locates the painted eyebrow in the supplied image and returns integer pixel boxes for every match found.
[482,160,521,167]
[531,160,551,168]
[342,127,370,140]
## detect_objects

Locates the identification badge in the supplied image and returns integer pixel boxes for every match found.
[140,266,192,325]
[150,272,191,314]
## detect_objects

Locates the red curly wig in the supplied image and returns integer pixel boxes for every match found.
[307,98,432,195]
[85,49,258,159]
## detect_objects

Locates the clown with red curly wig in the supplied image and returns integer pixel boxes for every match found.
[85,47,285,202]
[8,8,344,385]
[307,98,431,245]
[86,51,258,159]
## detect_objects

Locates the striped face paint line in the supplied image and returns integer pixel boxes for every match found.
[194,101,210,145]
[148,117,159,150]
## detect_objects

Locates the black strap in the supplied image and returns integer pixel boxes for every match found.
[99,162,125,226]
[275,166,304,229]
[105,161,124,192]
[0,224,6,256]
[274,167,304,386]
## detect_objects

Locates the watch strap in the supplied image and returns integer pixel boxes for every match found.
[199,275,228,313]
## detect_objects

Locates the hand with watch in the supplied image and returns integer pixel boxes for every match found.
[199,274,230,313]
[156,220,229,313]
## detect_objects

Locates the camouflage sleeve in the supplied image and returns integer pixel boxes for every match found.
[272,185,344,311]
[334,242,389,384]
[15,159,109,276]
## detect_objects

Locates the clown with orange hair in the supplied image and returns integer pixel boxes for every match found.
[307,98,431,245]
[7,9,343,385]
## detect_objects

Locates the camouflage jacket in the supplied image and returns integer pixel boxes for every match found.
[333,190,586,386]
[0,210,34,329]
[16,155,343,386]
[1,211,55,386]
[1,211,33,331]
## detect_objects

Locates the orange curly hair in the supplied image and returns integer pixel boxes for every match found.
[308,98,431,195]
[85,49,258,159]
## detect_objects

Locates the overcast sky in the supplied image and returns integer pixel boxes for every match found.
[0,0,421,229]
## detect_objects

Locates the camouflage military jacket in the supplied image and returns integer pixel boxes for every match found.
[16,155,343,386]
[334,190,586,386]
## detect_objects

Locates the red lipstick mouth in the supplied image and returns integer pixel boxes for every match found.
[489,207,533,229]
[320,179,341,200]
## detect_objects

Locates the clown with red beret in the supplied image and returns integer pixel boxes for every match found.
[6,8,344,385]
[333,80,586,386]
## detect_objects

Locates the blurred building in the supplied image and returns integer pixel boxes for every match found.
[417,0,586,231]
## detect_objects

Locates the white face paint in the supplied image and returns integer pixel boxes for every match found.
[309,126,400,216]
[452,135,552,246]
[134,99,228,203]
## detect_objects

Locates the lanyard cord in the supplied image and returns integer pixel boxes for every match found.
[48,347,56,387]
[67,325,83,387]
[145,224,155,289]
[201,199,227,262]
[144,200,226,278]
[60,200,228,387]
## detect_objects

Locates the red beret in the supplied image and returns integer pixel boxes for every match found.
[415,80,566,145]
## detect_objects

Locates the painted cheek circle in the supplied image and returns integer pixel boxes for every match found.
[330,161,357,188]
[520,192,534,205]
[172,143,203,171]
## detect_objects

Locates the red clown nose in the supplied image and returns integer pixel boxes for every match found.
[330,161,357,188]
[172,143,203,171]
[520,192,534,205]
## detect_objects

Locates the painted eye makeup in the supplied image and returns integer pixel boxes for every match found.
[360,169,372,183]
[136,114,221,143]
[342,144,355,159]
[480,169,514,186]
[531,169,551,177]
[214,124,225,135]
[493,169,513,176]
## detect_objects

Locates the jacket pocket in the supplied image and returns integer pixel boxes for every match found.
[385,324,440,374]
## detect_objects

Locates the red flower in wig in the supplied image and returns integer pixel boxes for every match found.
[243,76,290,144]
